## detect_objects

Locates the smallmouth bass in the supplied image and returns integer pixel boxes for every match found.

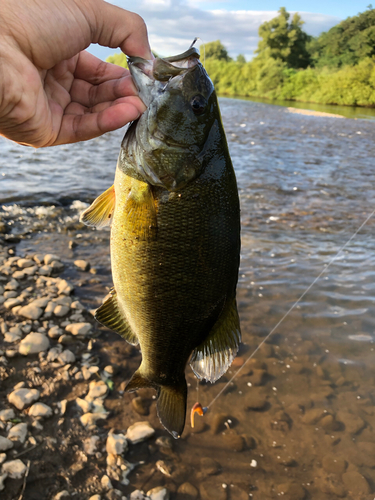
[81,46,241,438]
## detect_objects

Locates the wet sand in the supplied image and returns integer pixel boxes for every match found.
[286,107,345,119]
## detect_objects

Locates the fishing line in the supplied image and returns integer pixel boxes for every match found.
[205,207,375,410]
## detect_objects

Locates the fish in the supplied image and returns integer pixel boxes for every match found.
[80,45,241,439]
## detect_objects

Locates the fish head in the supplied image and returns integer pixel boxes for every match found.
[124,47,217,191]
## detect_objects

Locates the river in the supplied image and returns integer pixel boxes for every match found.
[1,98,375,499]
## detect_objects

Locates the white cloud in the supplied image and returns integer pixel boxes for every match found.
[89,1,341,61]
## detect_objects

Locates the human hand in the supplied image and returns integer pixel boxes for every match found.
[0,0,152,147]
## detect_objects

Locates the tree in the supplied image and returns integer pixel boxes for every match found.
[256,7,311,69]
[236,54,246,64]
[200,40,232,61]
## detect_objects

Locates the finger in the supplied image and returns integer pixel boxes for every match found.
[69,74,139,108]
[63,95,145,116]
[52,101,142,145]
[92,3,152,59]
[74,51,130,85]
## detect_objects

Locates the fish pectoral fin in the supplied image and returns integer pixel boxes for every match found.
[95,288,138,345]
[190,297,241,383]
[124,180,158,240]
[157,382,187,439]
[80,185,115,228]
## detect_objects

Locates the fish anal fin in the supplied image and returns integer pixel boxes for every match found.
[95,288,138,345]
[124,180,158,241]
[80,185,115,228]
[157,381,187,439]
[190,298,241,383]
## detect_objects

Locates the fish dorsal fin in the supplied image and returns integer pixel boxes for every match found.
[80,185,115,228]
[190,298,241,383]
[95,288,138,345]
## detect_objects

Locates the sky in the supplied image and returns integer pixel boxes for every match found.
[88,0,371,61]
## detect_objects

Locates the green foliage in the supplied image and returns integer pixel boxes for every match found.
[106,52,128,69]
[201,40,232,61]
[256,7,311,69]
[310,8,375,67]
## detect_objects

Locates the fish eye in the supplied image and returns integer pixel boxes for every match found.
[190,95,207,115]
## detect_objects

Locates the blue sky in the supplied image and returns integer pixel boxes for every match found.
[88,0,371,61]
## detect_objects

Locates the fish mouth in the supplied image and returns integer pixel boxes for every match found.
[128,46,200,106]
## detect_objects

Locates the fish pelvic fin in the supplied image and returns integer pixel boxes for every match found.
[157,381,187,439]
[190,297,241,383]
[80,185,115,228]
[95,288,138,345]
[125,369,153,392]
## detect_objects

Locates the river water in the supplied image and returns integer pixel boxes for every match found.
[1,99,375,499]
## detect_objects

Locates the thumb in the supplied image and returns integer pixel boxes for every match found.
[91,2,152,59]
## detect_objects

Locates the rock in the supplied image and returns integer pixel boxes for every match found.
[4,330,22,343]
[221,432,245,452]
[18,303,43,320]
[50,261,64,272]
[126,421,155,444]
[86,381,108,401]
[0,437,13,452]
[0,473,6,491]
[4,297,23,309]
[54,305,70,317]
[210,413,229,434]
[80,413,106,427]
[321,414,340,431]
[337,411,366,434]
[8,388,40,410]
[29,403,53,418]
[5,279,19,291]
[147,486,169,500]
[76,398,92,413]
[38,265,52,276]
[101,474,113,490]
[132,396,149,416]
[130,491,146,500]
[2,459,27,479]
[277,482,306,499]
[58,279,74,295]
[19,332,50,355]
[106,432,128,456]
[74,260,90,271]
[342,471,370,495]
[71,300,84,310]
[249,368,267,386]
[88,496,101,500]
[177,482,198,499]
[200,457,221,476]
[322,454,347,474]
[8,422,28,443]
[65,322,92,336]
[44,254,61,265]
[0,409,15,422]
[47,346,63,362]
[48,325,63,339]
[33,254,44,265]
[83,435,100,455]
[29,297,49,308]
[246,394,268,411]
[200,481,227,500]
[58,350,76,364]
[54,491,70,500]
[301,409,326,425]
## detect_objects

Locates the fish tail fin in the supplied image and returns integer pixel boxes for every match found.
[125,369,153,393]
[157,380,187,439]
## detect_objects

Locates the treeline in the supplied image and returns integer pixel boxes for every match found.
[107,7,375,107]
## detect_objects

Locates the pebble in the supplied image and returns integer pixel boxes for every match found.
[38,265,52,276]
[86,381,108,401]
[30,297,50,308]
[322,454,347,474]
[76,398,92,413]
[199,481,227,500]
[48,326,63,339]
[89,496,101,500]
[74,260,90,271]
[44,254,61,265]
[18,303,43,320]
[210,413,229,434]
[301,408,325,425]
[33,254,44,265]
[106,432,128,456]
[126,422,155,444]
[342,470,370,495]
[8,422,28,443]
[0,473,6,491]
[2,459,27,479]
[277,482,306,499]
[80,413,107,427]
[130,491,145,500]
[8,388,40,410]
[58,350,76,364]
[19,332,50,355]
[0,409,15,422]
[47,346,63,362]
[4,297,23,309]
[84,435,100,455]
[29,403,53,418]
[66,322,92,336]
[4,291,17,298]
[337,411,366,434]
[0,436,13,452]
[147,486,169,500]
[58,279,74,295]
[131,396,149,416]
[177,482,198,499]
[200,457,221,476]
[101,474,113,490]
[54,491,70,500]
[221,432,245,452]
[54,305,70,317]
[5,279,19,291]
[4,330,22,343]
